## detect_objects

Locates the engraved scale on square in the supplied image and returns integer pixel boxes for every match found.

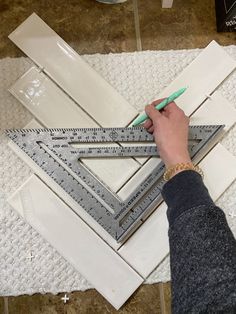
[6,125,224,243]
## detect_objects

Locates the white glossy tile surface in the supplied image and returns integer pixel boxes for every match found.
[158,41,236,115]
[118,144,236,278]
[201,144,236,201]
[8,175,143,309]
[24,119,42,128]
[135,41,236,119]
[9,13,138,128]
[9,67,97,129]
[10,66,140,193]
[190,91,236,132]
[119,201,169,278]
[130,41,236,165]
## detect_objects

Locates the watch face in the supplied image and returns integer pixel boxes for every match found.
[215,0,236,32]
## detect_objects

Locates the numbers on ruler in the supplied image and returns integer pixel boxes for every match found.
[6,125,224,242]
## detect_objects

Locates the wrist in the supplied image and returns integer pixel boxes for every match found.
[169,167,191,179]
[163,152,191,168]
[163,162,203,181]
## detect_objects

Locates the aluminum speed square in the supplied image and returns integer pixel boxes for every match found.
[6,125,224,242]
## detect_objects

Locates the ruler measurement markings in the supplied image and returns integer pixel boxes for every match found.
[41,128,159,212]
[115,162,165,221]
[6,125,224,242]
[9,129,162,240]
[42,143,122,211]
[45,138,165,214]
[14,138,119,238]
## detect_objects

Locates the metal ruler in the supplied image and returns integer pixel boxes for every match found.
[6,125,224,242]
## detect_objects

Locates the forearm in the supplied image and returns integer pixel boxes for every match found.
[162,170,236,313]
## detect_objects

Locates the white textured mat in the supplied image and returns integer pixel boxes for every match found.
[1,46,236,296]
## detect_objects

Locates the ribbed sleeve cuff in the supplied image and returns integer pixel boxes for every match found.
[161,170,214,225]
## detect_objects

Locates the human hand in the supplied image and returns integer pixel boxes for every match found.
[143,99,191,168]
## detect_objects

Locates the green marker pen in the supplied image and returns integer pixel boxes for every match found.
[132,87,187,127]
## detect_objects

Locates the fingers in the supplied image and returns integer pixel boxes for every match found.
[150,98,166,107]
[150,99,180,113]
[143,118,154,133]
[162,101,178,113]
[163,102,187,120]
[143,118,152,129]
[149,99,179,117]
[147,125,154,133]
[145,104,162,122]
[144,99,186,126]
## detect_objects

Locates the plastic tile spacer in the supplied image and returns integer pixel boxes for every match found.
[205,94,213,100]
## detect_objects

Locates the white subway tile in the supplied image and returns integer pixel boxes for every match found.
[190,91,236,132]
[8,175,143,309]
[9,13,138,128]
[10,67,140,193]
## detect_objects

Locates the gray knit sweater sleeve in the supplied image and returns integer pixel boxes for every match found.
[161,170,236,314]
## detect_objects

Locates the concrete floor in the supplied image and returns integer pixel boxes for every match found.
[0,0,235,313]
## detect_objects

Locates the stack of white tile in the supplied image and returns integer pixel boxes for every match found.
[7,13,236,309]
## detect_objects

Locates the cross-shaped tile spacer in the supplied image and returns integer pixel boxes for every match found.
[229,210,236,218]
[26,252,35,261]
[61,294,69,304]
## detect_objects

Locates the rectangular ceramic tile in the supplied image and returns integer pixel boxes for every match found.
[119,91,236,200]
[118,157,161,200]
[24,119,42,128]
[200,144,236,201]
[8,175,143,309]
[10,67,99,129]
[118,143,236,278]
[8,127,121,250]
[9,66,140,193]
[158,41,236,115]
[190,91,236,132]
[131,41,236,165]
[133,41,236,120]
[8,13,138,128]
[120,201,169,278]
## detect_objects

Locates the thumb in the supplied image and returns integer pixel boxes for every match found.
[145,104,162,122]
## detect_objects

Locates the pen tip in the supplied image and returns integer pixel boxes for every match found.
[178,86,188,94]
